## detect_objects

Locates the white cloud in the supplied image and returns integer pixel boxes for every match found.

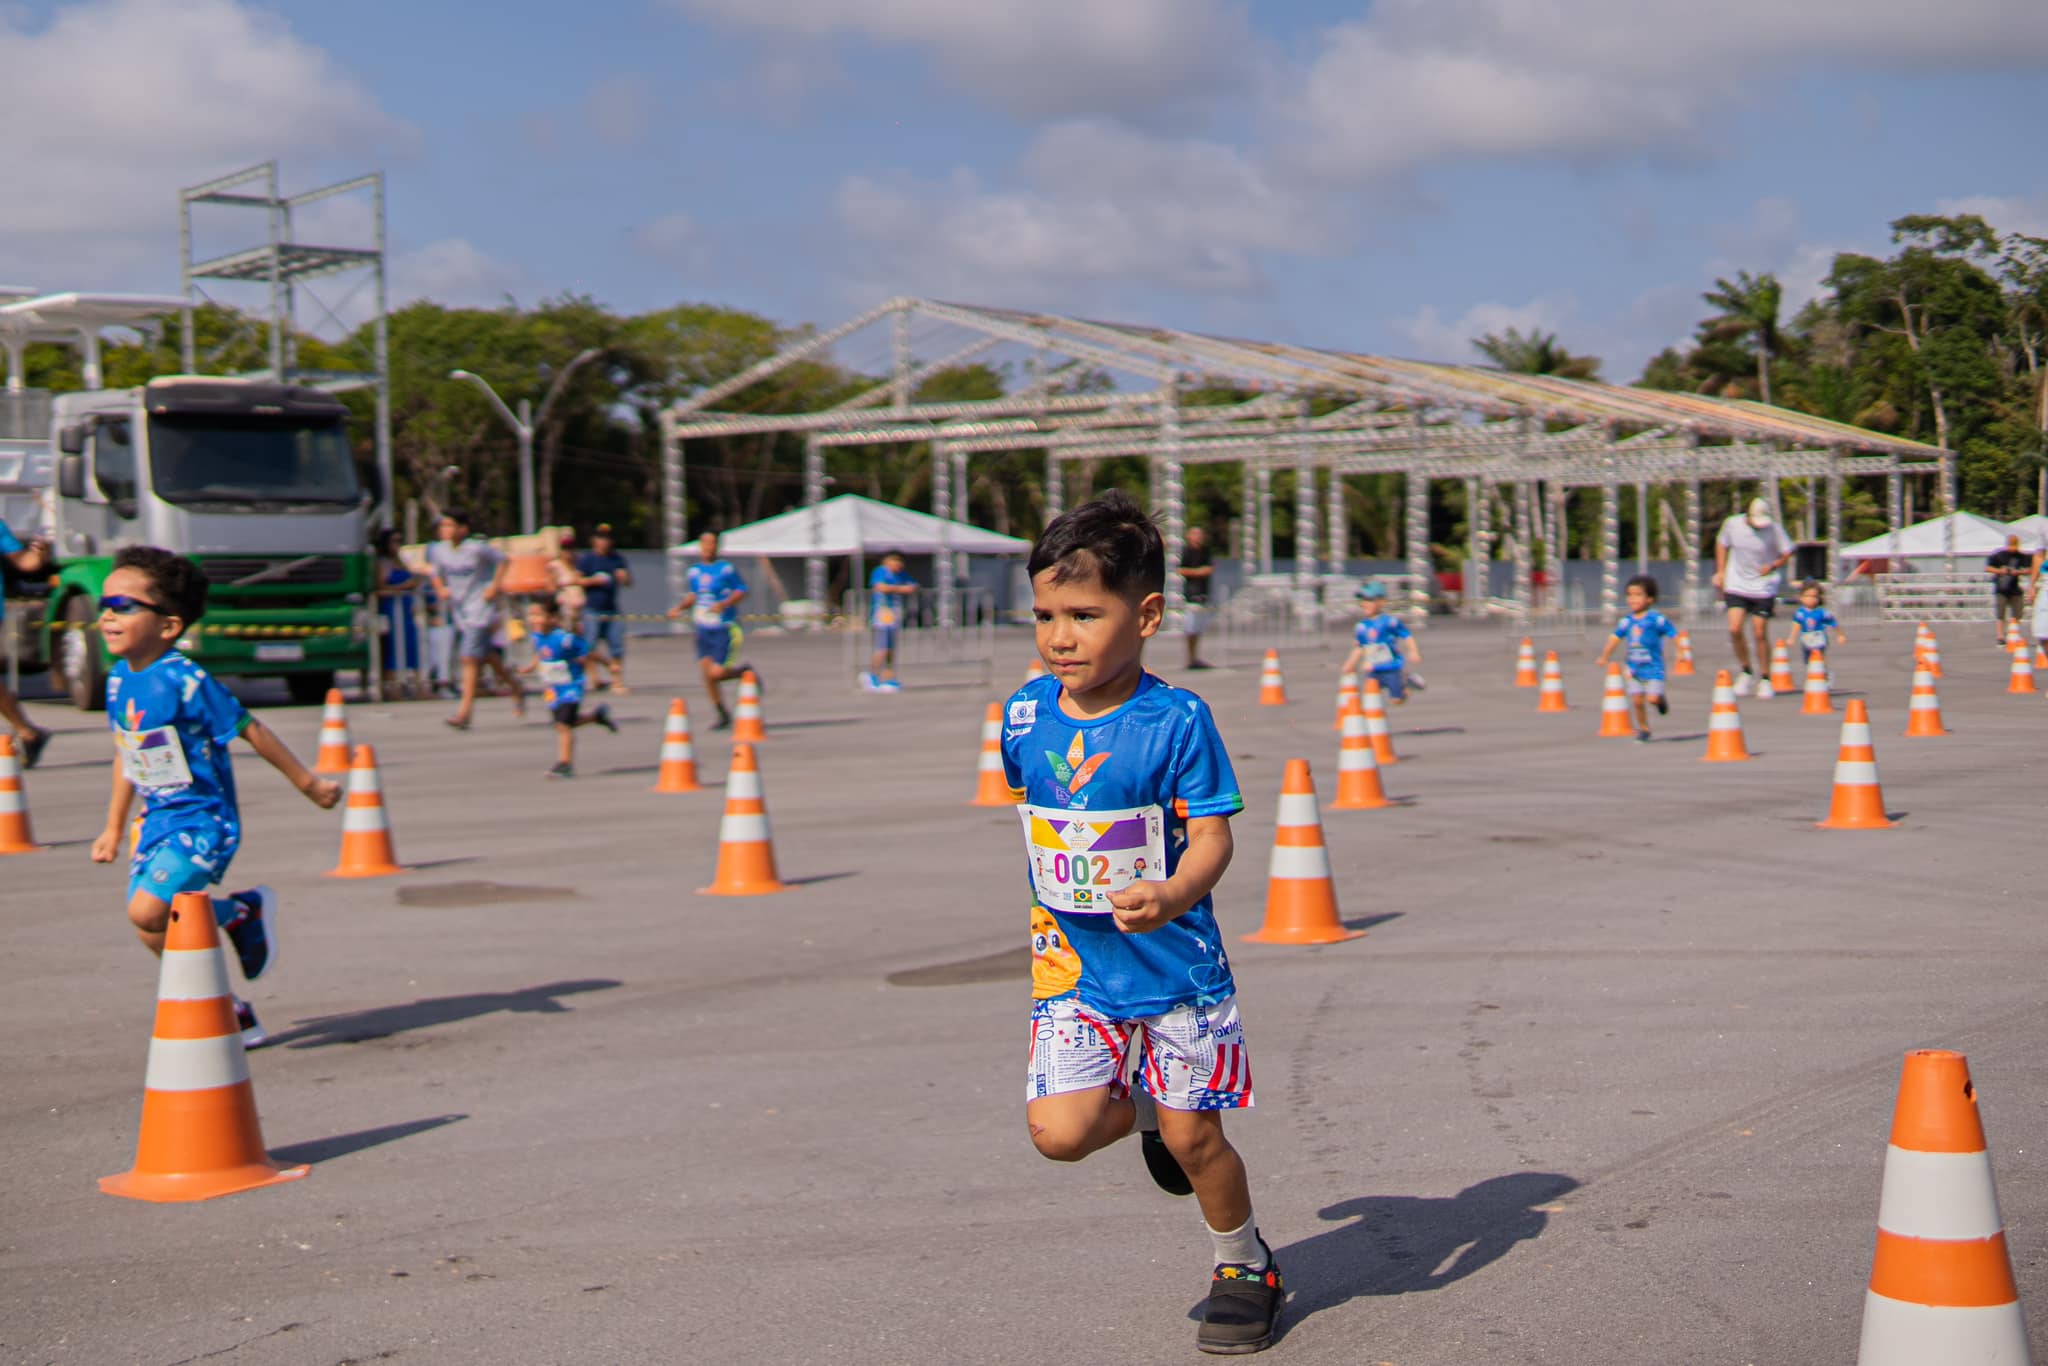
[390,239,528,311]
[584,74,648,149]
[665,0,1254,118]
[1935,194,2048,241]
[1392,296,1580,364]
[0,0,407,287]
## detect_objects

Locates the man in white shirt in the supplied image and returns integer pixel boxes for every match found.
[1713,497,1795,695]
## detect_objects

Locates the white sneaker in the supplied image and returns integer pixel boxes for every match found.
[1733,672,1756,697]
[858,672,881,693]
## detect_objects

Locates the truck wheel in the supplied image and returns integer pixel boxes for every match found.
[55,594,107,711]
[285,671,336,706]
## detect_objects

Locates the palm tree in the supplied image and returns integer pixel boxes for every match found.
[1471,327,1602,380]
[1700,270,1783,405]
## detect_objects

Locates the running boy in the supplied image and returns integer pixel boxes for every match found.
[516,597,617,778]
[1003,490,1280,1355]
[860,549,916,693]
[666,531,753,730]
[1595,574,1677,742]
[86,547,341,1048]
[1786,580,1843,678]
[1340,580,1423,703]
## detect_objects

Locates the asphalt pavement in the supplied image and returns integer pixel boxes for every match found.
[3,620,2046,1365]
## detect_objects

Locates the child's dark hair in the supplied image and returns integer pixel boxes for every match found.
[441,507,472,529]
[529,594,561,615]
[1027,490,1164,599]
[1799,579,1825,602]
[114,546,209,625]
[1625,573,1659,601]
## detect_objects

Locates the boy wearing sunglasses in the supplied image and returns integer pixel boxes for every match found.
[87,547,342,1048]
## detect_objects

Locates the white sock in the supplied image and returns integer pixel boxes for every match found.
[1207,1213,1266,1270]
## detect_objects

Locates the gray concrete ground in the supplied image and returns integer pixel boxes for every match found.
[3,620,2046,1365]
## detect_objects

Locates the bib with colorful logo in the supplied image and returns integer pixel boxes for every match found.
[1017,802,1166,915]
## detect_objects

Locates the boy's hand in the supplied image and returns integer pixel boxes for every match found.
[304,777,343,809]
[90,827,122,864]
[1107,879,1180,933]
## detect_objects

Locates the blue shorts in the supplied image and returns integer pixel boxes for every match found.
[583,613,626,658]
[128,831,233,903]
[694,623,741,666]
[1371,666,1406,701]
[871,624,899,652]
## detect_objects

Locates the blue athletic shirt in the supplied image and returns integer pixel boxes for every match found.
[1354,614,1411,671]
[686,560,746,625]
[106,652,249,858]
[1000,672,1244,1018]
[867,565,914,627]
[1793,606,1838,652]
[531,628,589,706]
[1612,609,1677,679]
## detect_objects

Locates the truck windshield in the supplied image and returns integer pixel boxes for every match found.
[149,415,361,510]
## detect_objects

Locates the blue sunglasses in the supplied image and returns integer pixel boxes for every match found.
[98,594,170,616]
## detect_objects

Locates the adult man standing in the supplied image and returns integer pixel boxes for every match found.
[575,523,633,694]
[666,530,753,730]
[1986,534,2030,646]
[1713,497,1794,696]
[0,516,52,766]
[427,509,525,730]
[1178,524,1215,670]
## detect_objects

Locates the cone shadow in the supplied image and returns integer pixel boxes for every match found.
[270,979,620,1049]
[269,1113,467,1166]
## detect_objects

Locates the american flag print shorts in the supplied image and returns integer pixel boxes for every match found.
[1027,995,1253,1112]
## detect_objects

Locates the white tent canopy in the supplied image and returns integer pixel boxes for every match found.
[2003,514,2048,551]
[1839,511,2024,562]
[673,494,1030,559]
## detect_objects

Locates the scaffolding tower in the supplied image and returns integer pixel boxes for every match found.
[178,161,393,522]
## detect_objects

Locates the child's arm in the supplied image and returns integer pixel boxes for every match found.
[241,718,342,809]
[1340,645,1365,674]
[89,760,136,864]
[1595,635,1615,665]
[1107,816,1233,934]
[514,655,539,676]
[1402,628,1421,665]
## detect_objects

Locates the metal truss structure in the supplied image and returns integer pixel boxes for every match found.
[662,298,1945,625]
[179,162,393,521]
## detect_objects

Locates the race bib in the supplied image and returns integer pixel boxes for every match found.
[1801,630,1827,650]
[538,659,572,686]
[874,606,898,628]
[115,724,194,791]
[1363,642,1396,668]
[692,603,723,627]
[1018,803,1166,916]
[1626,646,1653,667]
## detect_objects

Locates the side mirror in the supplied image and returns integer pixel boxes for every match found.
[57,454,85,500]
[57,424,86,455]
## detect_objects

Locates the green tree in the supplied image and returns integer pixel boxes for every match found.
[1700,270,1784,404]
[1472,327,1602,380]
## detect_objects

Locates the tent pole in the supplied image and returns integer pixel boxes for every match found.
[661,410,687,634]
[934,438,956,629]
[1238,458,1257,587]
[1825,455,1842,584]
[1404,469,1430,622]
[803,434,827,607]
[1161,381,1185,617]
[1683,475,1702,624]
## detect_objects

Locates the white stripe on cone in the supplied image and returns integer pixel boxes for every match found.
[719,811,772,844]
[1275,793,1321,825]
[158,948,232,1002]
[1833,760,1880,785]
[1858,1297,2030,1362]
[727,768,763,801]
[342,807,390,833]
[1268,844,1333,880]
[143,1035,251,1092]
[1875,1148,2007,1240]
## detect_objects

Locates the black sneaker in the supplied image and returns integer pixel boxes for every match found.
[712,709,733,731]
[1635,729,1652,743]
[1141,1128,1194,1197]
[1654,695,1668,716]
[234,997,272,1050]
[18,728,50,770]
[593,704,618,734]
[223,886,277,981]
[1198,1237,1282,1355]
[547,761,575,779]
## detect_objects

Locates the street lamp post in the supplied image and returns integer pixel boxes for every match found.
[450,347,602,534]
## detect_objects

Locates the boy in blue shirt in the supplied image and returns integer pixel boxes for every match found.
[1784,581,1843,682]
[517,598,617,778]
[1595,574,1677,742]
[1002,490,1279,1355]
[86,547,341,1048]
[666,530,755,730]
[1340,580,1424,702]
[860,549,917,693]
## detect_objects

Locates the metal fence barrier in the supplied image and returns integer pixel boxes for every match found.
[842,587,995,682]
[1874,574,1995,623]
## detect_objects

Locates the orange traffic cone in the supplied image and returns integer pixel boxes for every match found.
[1536,651,1569,712]
[1597,662,1634,738]
[98,891,310,1202]
[2005,620,2023,651]
[1333,670,1359,730]
[328,745,404,877]
[699,743,784,895]
[2007,646,2036,695]
[1766,639,1795,695]
[1818,699,1894,830]
[1242,759,1362,945]
[1903,668,1946,738]
[0,735,38,854]
[1025,658,1047,682]
[1857,1050,2028,1363]
[1672,630,1696,677]
[1701,670,1750,763]
[313,689,352,775]
[1513,638,1538,687]
[1800,652,1834,715]
[1329,702,1391,811]
[1258,650,1288,706]
[732,671,766,742]
[972,702,1019,806]
[2036,645,2048,671]
[652,698,702,793]
[1919,634,1943,679]
[1360,677,1399,764]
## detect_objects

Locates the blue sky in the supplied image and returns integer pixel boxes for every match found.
[3,0,2045,381]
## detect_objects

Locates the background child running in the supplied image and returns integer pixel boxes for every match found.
[85,547,341,1048]
[1002,490,1281,1356]
[516,598,616,778]
[1596,574,1677,742]
[1786,581,1844,682]
[1340,581,1423,703]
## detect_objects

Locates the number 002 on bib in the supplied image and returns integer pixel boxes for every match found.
[1018,803,1166,915]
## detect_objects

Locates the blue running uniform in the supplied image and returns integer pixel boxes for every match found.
[868,565,914,648]
[1355,614,1412,699]
[1792,606,1838,657]
[107,653,250,900]
[686,560,746,664]
[531,628,589,706]
[1612,609,1678,681]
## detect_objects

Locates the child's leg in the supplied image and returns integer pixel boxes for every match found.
[1377,668,1406,704]
[1631,694,1649,731]
[1026,1087,1135,1162]
[1156,1108,1252,1235]
[126,876,245,958]
[556,721,574,767]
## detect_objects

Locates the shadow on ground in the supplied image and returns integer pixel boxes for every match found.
[271,979,621,1048]
[271,1113,467,1166]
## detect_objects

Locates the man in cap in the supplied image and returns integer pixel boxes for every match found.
[1986,534,2030,646]
[1713,496,1795,695]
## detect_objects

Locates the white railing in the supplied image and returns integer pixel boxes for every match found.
[1874,574,1994,623]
